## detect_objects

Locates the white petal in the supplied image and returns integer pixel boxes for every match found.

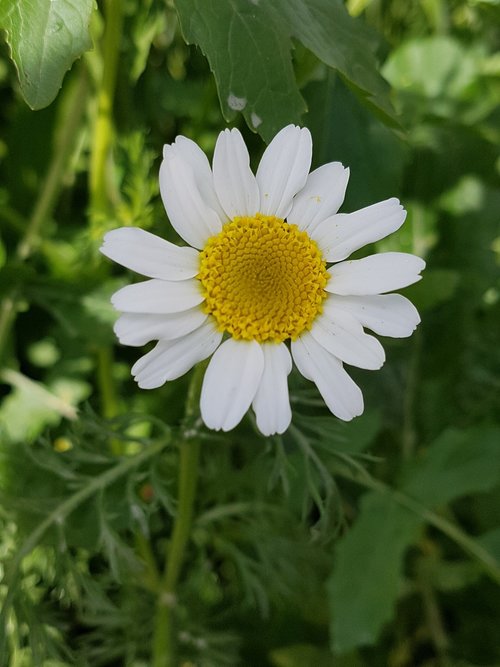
[114,308,208,346]
[256,125,312,219]
[200,338,264,432]
[166,136,227,222]
[100,227,199,281]
[291,333,364,421]
[312,198,407,262]
[287,162,350,232]
[131,319,222,389]
[325,294,421,338]
[252,343,292,436]
[111,278,204,314]
[213,128,260,218]
[309,307,385,370]
[326,252,426,295]
[160,138,224,249]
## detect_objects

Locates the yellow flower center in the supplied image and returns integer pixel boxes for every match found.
[198,214,329,343]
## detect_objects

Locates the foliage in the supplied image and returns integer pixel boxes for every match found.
[0,0,500,665]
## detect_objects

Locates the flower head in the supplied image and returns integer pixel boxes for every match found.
[101,125,425,436]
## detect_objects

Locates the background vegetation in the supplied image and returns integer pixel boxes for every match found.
[0,0,499,665]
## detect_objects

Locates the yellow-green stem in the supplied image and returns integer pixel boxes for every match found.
[0,71,88,366]
[88,0,123,432]
[151,365,205,667]
[89,0,124,218]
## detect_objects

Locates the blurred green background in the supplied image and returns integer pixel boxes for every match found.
[0,0,499,665]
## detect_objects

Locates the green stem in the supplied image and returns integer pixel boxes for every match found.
[152,438,201,666]
[88,0,123,428]
[96,346,119,420]
[402,331,421,461]
[0,70,88,365]
[96,346,121,454]
[89,0,124,219]
[135,531,161,592]
[151,366,205,667]
[416,555,451,666]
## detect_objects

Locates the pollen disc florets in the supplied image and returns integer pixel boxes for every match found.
[198,214,329,343]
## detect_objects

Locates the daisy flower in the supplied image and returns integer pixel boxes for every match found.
[100,125,425,436]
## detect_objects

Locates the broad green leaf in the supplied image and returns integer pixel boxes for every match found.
[174,0,396,140]
[401,427,500,507]
[174,0,306,141]
[0,0,94,109]
[328,493,420,653]
[276,0,396,124]
[329,426,500,653]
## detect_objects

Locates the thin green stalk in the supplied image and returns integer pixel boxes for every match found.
[135,531,161,592]
[151,366,205,667]
[96,346,121,454]
[0,71,88,365]
[96,346,119,420]
[416,555,451,667]
[152,438,201,667]
[402,331,421,461]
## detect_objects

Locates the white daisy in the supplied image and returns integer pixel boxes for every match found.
[100,125,425,436]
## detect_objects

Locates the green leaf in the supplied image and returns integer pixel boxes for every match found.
[174,0,396,140]
[296,409,381,454]
[329,426,500,653]
[0,0,94,109]
[174,0,306,141]
[479,528,500,562]
[401,426,500,507]
[328,493,420,653]
[276,0,396,124]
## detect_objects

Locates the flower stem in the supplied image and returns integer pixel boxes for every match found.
[95,346,121,454]
[151,366,205,667]
[88,0,123,434]
[89,0,123,221]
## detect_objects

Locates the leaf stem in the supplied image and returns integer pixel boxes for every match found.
[151,366,205,667]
